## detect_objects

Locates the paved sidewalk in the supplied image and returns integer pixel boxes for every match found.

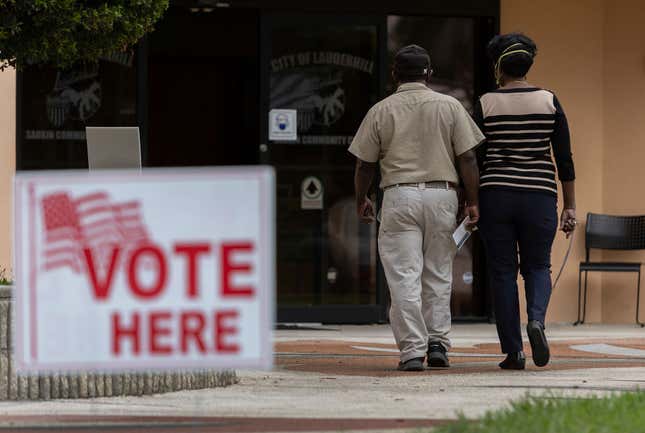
[0,324,644,432]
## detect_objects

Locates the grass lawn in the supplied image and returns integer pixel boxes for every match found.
[434,392,645,433]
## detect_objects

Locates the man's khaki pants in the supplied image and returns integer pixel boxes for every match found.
[378,184,458,362]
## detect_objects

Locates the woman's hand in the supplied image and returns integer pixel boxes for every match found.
[560,208,577,238]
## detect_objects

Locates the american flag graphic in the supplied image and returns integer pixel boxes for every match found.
[41,191,150,273]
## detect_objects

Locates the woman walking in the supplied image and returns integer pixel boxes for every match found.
[474,33,577,369]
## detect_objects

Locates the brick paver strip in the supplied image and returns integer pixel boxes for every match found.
[0,416,448,433]
[277,339,645,359]
[274,340,645,377]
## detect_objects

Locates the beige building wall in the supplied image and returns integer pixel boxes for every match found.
[0,69,15,277]
[502,0,645,323]
[601,0,645,323]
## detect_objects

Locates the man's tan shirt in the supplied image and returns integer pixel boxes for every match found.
[349,82,484,188]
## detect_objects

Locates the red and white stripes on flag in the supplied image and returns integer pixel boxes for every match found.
[41,191,149,273]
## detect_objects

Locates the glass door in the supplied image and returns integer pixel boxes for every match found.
[261,11,496,323]
[387,15,489,320]
[261,13,386,323]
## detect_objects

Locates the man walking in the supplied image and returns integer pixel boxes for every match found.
[349,45,483,371]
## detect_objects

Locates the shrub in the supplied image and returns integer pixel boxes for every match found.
[0,0,169,70]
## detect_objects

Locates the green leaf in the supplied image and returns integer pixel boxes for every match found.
[0,0,169,69]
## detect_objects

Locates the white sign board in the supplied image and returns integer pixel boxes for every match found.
[301,176,324,210]
[14,168,275,372]
[269,109,297,141]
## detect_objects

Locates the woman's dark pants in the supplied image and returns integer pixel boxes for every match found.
[479,189,558,354]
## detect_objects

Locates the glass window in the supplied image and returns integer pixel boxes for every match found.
[267,16,380,307]
[18,54,137,170]
[387,16,475,112]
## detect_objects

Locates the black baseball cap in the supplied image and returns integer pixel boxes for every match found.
[394,45,431,77]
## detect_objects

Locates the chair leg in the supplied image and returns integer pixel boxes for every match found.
[637,269,644,328]
[581,271,589,324]
[574,269,583,326]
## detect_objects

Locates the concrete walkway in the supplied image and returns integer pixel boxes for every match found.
[1,324,645,432]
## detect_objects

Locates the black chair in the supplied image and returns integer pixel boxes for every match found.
[575,213,645,326]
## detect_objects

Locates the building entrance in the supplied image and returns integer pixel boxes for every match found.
[262,11,495,323]
[262,13,385,323]
[15,1,499,324]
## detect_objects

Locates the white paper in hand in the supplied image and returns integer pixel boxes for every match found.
[453,216,473,250]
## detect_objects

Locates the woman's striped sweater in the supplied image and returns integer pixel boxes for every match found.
[474,87,575,196]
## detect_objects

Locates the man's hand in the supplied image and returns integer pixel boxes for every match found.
[354,158,377,224]
[357,197,376,224]
[465,204,479,230]
[560,208,577,238]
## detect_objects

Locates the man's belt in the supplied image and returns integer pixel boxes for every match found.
[383,181,458,191]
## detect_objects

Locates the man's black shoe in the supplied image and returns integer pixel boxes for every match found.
[499,351,526,370]
[527,320,550,367]
[397,357,425,371]
[427,342,450,368]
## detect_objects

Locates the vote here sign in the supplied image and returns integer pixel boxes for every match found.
[13,168,275,372]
